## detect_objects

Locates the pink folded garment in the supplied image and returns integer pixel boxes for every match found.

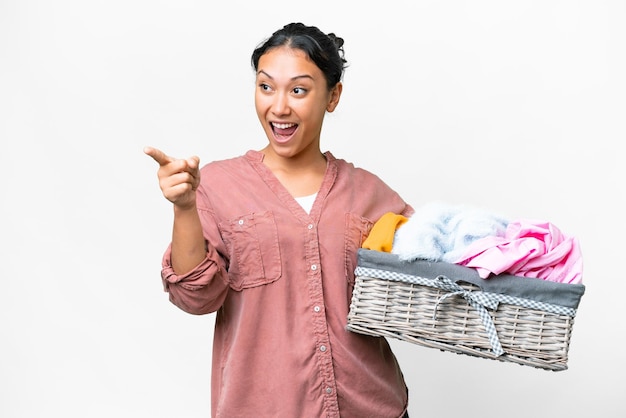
[453,219,583,284]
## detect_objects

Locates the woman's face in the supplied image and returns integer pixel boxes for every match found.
[255,46,341,161]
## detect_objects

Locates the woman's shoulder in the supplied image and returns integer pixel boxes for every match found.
[200,150,259,173]
[326,151,385,182]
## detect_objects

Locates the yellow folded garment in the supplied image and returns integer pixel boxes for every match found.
[362,212,408,252]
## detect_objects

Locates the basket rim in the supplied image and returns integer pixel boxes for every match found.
[355,268,579,317]
[357,249,585,310]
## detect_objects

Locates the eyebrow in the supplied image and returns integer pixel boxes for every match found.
[257,70,314,82]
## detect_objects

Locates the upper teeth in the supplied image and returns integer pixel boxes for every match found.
[273,123,295,129]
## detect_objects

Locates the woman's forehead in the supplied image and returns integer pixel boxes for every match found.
[256,47,321,81]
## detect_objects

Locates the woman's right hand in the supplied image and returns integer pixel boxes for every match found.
[144,146,201,210]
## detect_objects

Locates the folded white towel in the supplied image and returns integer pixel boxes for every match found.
[392,201,509,263]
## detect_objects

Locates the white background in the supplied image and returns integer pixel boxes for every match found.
[1,1,624,417]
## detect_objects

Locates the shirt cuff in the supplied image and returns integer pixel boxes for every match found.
[160,244,227,291]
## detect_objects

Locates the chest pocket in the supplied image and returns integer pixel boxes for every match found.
[344,213,374,285]
[219,211,282,291]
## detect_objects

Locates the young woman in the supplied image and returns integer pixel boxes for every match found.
[145,22,413,418]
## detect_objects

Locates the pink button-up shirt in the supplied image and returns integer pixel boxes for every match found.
[160,150,413,418]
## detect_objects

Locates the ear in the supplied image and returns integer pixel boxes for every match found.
[326,82,343,112]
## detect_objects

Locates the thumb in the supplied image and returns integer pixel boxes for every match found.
[187,155,200,170]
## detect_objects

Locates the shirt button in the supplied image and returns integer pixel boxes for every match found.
[320,345,327,352]
[311,264,317,271]
[314,306,321,312]
[308,224,314,229]
[326,387,332,394]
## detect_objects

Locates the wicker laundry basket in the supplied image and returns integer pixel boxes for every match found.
[347,249,585,371]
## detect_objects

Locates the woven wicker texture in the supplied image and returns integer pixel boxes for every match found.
[347,275,575,371]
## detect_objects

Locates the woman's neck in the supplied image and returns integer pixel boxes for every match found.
[261,147,327,197]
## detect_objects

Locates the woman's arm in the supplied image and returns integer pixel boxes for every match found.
[144,146,207,274]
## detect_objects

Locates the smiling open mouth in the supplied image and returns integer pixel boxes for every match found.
[271,122,298,142]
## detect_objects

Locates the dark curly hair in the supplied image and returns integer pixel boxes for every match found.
[251,22,348,90]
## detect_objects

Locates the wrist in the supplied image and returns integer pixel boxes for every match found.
[173,201,198,214]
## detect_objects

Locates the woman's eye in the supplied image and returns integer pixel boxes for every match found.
[259,83,271,92]
[293,87,307,95]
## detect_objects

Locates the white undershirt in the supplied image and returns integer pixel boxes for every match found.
[294,193,317,214]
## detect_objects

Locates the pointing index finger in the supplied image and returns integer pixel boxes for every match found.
[144,146,173,166]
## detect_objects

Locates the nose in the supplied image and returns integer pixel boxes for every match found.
[271,92,290,116]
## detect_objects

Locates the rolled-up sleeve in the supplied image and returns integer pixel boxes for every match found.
[161,242,229,315]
